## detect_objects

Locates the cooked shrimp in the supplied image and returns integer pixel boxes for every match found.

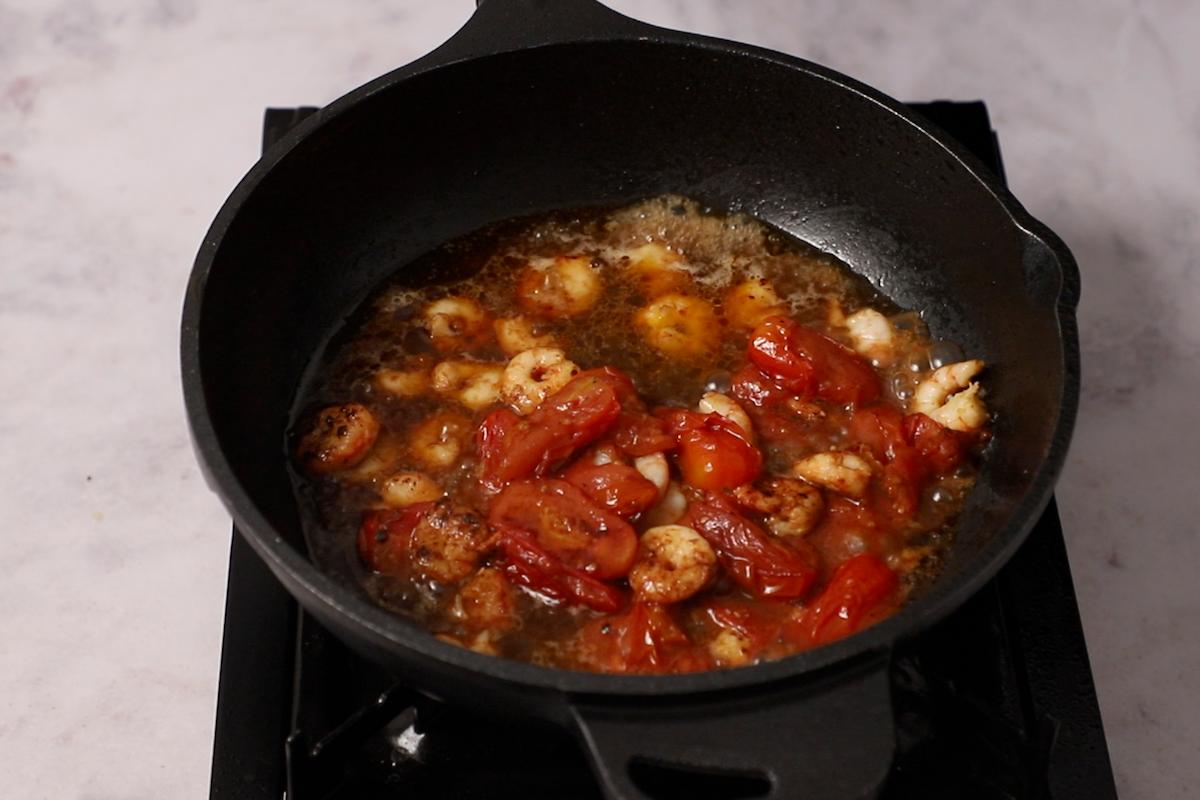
[697,391,755,442]
[792,451,873,498]
[421,296,491,353]
[929,383,988,431]
[633,452,670,497]
[708,629,754,667]
[628,525,717,604]
[341,433,405,483]
[408,501,487,584]
[640,482,689,529]
[913,359,988,431]
[450,567,517,631]
[296,403,380,474]
[408,411,473,471]
[731,476,824,537]
[517,255,601,318]
[380,471,443,508]
[430,360,504,411]
[500,347,580,415]
[844,308,895,364]
[625,242,691,297]
[376,366,430,397]
[723,278,786,330]
[634,293,719,359]
[493,315,558,357]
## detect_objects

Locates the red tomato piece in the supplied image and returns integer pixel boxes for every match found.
[807,496,893,565]
[849,405,908,463]
[562,462,660,518]
[476,372,622,491]
[575,602,708,674]
[682,495,819,599]
[748,316,881,406]
[903,412,970,473]
[495,527,625,613]
[612,410,676,456]
[730,363,798,409]
[488,479,638,579]
[357,503,436,575]
[658,409,763,491]
[803,554,899,647]
[702,596,795,658]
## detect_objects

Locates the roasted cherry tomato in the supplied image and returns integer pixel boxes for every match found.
[730,363,797,409]
[658,409,763,491]
[357,502,436,575]
[575,602,708,673]
[802,554,898,647]
[612,410,676,456]
[849,404,908,462]
[748,316,880,406]
[904,412,970,473]
[477,372,622,491]
[562,462,660,518]
[495,527,625,613]
[488,479,638,579]
[683,494,819,599]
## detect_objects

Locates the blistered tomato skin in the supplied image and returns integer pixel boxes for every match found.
[357,503,436,575]
[683,495,819,599]
[802,554,899,646]
[749,316,881,406]
[488,479,638,579]
[495,527,625,613]
[658,409,763,491]
[476,372,622,491]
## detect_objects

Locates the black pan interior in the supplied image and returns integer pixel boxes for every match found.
[194,40,1067,674]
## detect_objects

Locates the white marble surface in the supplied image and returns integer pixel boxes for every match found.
[2,0,1197,796]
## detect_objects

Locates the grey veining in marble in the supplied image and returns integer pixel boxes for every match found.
[1,1,1197,796]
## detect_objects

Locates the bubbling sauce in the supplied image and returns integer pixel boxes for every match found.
[289,196,989,673]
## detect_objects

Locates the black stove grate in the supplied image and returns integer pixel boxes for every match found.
[209,102,1115,800]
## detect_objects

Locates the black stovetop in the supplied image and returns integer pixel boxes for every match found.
[209,101,1116,800]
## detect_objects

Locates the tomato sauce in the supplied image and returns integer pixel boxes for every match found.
[289,195,989,672]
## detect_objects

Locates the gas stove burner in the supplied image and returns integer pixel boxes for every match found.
[209,102,1115,800]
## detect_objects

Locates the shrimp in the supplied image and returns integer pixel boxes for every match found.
[516,255,601,318]
[697,391,755,442]
[912,359,988,431]
[430,360,504,411]
[450,568,517,631]
[380,471,443,508]
[844,308,895,364]
[633,452,670,497]
[707,629,754,667]
[376,365,430,397]
[408,501,488,584]
[500,347,580,415]
[624,242,691,297]
[634,293,719,359]
[723,278,786,330]
[421,296,491,353]
[295,403,380,474]
[628,524,718,604]
[493,315,558,357]
[791,451,873,498]
[408,411,473,471]
[731,476,825,537]
[640,482,689,529]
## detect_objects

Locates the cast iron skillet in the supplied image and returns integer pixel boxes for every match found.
[181,1,1080,797]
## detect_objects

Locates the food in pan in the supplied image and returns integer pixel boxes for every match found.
[290,196,990,674]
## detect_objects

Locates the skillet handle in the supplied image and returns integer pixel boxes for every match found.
[570,652,894,800]
[419,0,659,68]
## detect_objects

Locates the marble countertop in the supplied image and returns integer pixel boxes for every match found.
[2,0,1197,796]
